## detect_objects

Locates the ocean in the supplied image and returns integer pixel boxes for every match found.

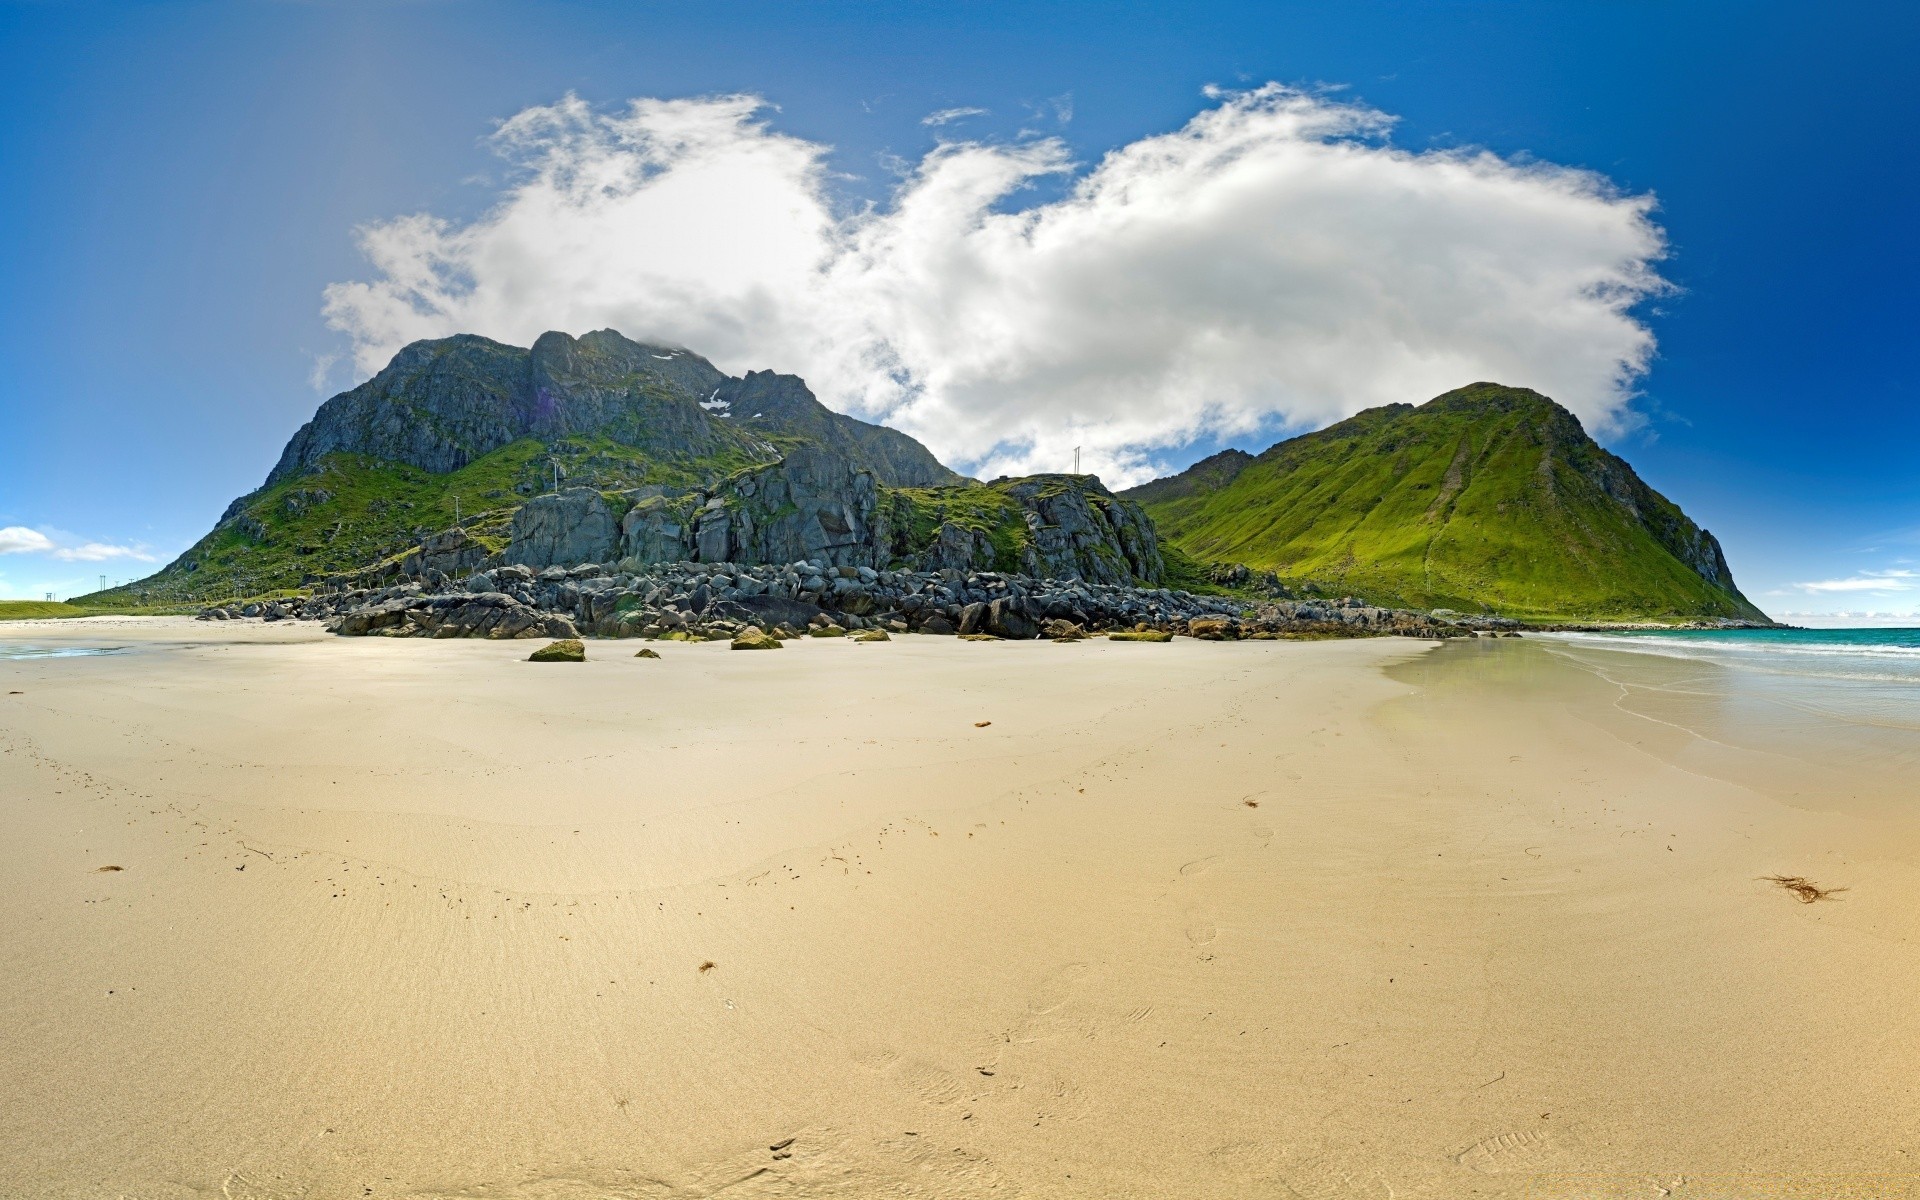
[1547,626,1920,687]
[1537,626,1920,812]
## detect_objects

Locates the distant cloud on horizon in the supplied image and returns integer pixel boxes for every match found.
[1792,569,1918,594]
[323,84,1670,485]
[0,525,155,564]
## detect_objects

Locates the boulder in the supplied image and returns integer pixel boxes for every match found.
[403,528,488,579]
[635,647,662,659]
[506,488,617,569]
[956,601,990,636]
[1188,617,1237,640]
[707,594,825,630]
[809,625,847,638]
[852,629,891,643]
[731,627,782,650]
[528,639,585,662]
[1108,630,1173,642]
[986,597,1039,640]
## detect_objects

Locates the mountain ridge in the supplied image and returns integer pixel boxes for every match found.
[1121,383,1766,623]
[268,329,963,490]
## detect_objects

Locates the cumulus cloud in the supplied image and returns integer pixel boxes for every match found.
[0,527,56,555]
[923,106,989,127]
[0,526,153,562]
[323,84,1670,484]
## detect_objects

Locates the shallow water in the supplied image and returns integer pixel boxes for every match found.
[0,644,124,660]
[1475,632,1920,819]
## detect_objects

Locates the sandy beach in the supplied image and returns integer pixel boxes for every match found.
[3,618,1918,1199]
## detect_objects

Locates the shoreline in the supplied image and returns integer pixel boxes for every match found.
[3,621,1917,1197]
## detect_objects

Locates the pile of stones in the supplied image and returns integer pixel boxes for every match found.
[199,558,1492,642]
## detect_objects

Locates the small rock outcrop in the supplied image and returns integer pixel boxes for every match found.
[508,488,618,569]
[731,627,782,650]
[529,639,585,662]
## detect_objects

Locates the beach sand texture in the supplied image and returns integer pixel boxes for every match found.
[2,618,1917,1198]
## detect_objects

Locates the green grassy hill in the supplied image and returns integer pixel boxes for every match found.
[1122,383,1768,624]
[0,600,93,621]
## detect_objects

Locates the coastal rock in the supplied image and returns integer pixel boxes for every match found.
[507,488,617,569]
[986,597,1039,640]
[528,639,585,662]
[731,627,782,650]
[999,476,1165,585]
[402,528,488,579]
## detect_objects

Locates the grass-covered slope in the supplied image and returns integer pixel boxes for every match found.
[0,600,95,620]
[83,327,973,607]
[1123,384,1767,623]
[90,434,774,605]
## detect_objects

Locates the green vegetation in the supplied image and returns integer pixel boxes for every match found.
[877,482,1032,571]
[78,434,780,607]
[1128,384,1766,624]
[0,600,93,621]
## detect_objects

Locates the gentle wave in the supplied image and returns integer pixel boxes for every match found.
[1545,628,1920,686]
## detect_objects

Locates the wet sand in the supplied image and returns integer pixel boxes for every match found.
[2,618,1917,1198]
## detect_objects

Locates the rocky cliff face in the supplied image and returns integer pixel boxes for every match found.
[268,329,961,489]
[715,370,965,487]
[489,449,1165,586]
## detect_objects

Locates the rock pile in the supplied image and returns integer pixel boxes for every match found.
[217,558,1491,643]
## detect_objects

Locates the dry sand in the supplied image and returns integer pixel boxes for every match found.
[2,618,1917,1198]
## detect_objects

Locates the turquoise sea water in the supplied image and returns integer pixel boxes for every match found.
[1550,626,1920,687]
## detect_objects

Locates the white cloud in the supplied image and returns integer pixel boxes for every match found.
[0,527,56,555]
[0,526,154,563]
[52,542,156,563]
[1793,569,1919,594]
[323,85,1670,485]
[923,106,989,127]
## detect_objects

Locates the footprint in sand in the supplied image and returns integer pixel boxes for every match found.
[1179,855,1221,877]
[1452,1129,1565,1174]
[1026,961,1090,1014]
[1185,920,1218,945]
[221,1171,299,1200]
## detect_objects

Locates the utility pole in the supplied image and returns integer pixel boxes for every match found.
[100,574,107,592]
[453,495,461,529]
[1073,446,1081,474]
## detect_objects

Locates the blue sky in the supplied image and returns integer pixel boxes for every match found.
[1,0,1915,617]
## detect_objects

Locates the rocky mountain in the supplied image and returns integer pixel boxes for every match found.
[114,329,1165,603]
[267,329,961,489]
[1122,383,1767,623]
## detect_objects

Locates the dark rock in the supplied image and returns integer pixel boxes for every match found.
[957,602,990,636]
[986,597,1039,640]
[708,595,823,630]
[507,488,617,569]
